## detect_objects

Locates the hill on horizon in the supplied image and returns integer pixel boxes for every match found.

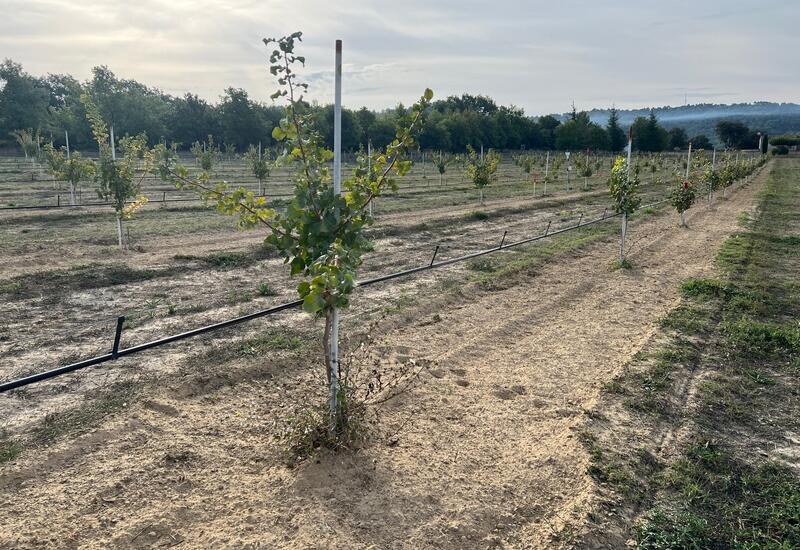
[560,102,800,143]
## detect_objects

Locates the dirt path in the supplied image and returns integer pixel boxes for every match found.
[0,169,766,548]
[353,172,765,548]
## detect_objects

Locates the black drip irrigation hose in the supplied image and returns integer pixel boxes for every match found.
[0,198,670,394]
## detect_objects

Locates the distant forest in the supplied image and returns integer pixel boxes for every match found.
[2,59,797,154]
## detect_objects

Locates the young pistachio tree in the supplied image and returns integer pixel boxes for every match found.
[514,153,535,184]
[575,150,593,190]
[700,163,720,206]
[607,156,641,266]
[670,178,696,227]
[82,94,151,249]
[12,129,40,179]
[11,129,38,163]
[42,143,95,205]
[224,142,237,161]
[191,135,216,173]
[434,151,453,186]
[157,32,432,435]
[465,145,500,205]
[245,144,271,195]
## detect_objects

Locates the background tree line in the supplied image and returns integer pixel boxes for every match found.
[0,59,775,154]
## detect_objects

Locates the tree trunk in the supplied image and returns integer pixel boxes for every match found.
[69,183,76,206]
[680,211,686,227]
[323,308,339,432]
[620,213,627,264]
[116,216,125,250]
[479,188,484,205]
[323,311,332,387]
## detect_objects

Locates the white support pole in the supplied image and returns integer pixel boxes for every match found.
[329,39,343,429]
[685,141,692,180]
[258,141,263,195]
[65,131,70,160]
[712,148,716,172]
[544,151,550,178]
[622,134,633,263]
[544,151,550,196]
[110,125,116,161]
[368,140,373,217]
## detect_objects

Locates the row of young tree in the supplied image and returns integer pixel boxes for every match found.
[1,59,768,156]
[25,31,770,442]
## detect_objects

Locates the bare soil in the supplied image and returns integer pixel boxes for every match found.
[0,178,653,435]
[0,156,769,549]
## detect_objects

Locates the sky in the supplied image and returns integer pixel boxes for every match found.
[1,0,798,115]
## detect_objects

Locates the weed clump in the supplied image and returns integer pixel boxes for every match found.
[469,210,490,221]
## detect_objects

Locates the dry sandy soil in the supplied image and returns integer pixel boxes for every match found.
[0,183,647,436]
[0,165,767,548]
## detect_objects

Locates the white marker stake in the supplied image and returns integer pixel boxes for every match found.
[65,131,70,160]
[708,147,717,204]
[544,151,550,196]
[110,125,116,161]
[622,135,632,264]
[258,141,263,195]
[330,39,343,430]
[685,142,692,180]
[110,124,122,247]
[368,140,373,217]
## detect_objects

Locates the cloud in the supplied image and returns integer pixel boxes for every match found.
[1,0,797,114]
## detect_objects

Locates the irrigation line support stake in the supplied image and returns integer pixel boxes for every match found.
[577,213,583,228]
[499,230,507,249]
[544,220,552,236]
[430,245,440,266]
[112,316,125,359]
